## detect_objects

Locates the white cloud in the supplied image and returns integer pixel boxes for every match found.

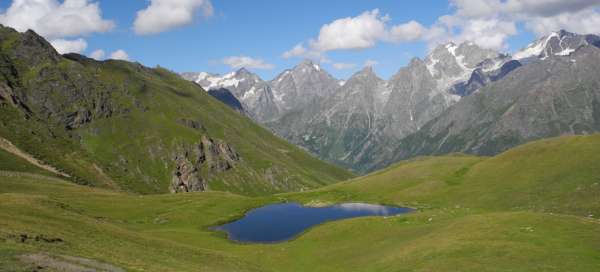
[134,0,214,35]
[222,56,274,70]
[0,0,114,39]
[389,20,426,42]
[427,0,600,51]
[364,59,379,67]
[332,63,357,70]
[89,49,105,60]
[110,49,130,61]
[0,0,114,57]
[426,16,517,50]
[286,2,600,60]
[523,8,600,37]
[50,38,87,54]
[503,0,600,17]
[282,43,307,59]
[310,9,390,52]
[284,9,426,59]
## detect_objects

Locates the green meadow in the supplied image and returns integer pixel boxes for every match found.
[2,134,600,271]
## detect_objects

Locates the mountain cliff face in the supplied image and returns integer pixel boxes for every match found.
[183,69,280,122]
[269,60,340,113]
[0,25,353,195]
[371,31,600,169]
[185,43,505,172]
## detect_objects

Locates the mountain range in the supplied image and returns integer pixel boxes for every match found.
[184,30,600,173]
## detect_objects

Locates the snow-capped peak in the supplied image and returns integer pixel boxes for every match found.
[513,30,597,61]
[513,32,559,60]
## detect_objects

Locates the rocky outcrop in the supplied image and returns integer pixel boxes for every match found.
[198,135,240,172]
[170,135,241,193]
[170,154,206,193]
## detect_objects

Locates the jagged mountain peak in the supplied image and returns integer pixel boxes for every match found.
[294,59,323,73]
[235,67,252,75]
[513,30,600,61]
[424,40,501,91]
[348,65,379,81]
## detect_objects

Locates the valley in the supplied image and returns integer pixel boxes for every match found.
[2,134,600,271]
[2,1,600,270]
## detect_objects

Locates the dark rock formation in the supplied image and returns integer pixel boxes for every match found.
[170,135,240,193]
[170,154,206,193]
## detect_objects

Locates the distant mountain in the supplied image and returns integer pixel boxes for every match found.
[513,30,600,62]
[0,25,353,195]
[371,30,600,170]
[183,30,600,174]
[269,60,340,113]
[266,66,387,169]
[183,69,280,122]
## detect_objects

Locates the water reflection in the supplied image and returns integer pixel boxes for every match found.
[212,202,413,243]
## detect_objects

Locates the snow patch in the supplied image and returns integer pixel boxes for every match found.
[514,32,558,60]
[555,48,576,56]
[242,86,256,100]
[446,43,458,56]
[426,57,439,77]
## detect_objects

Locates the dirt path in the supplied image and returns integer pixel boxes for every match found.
[0,137,71,178]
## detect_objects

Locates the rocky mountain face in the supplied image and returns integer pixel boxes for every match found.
[184,43,505,172]
[267,66,388,169]
[370,30,600,170]
[184,30,600,174]
[269,60,340,113]
[0,25,353,195]
[183,69,280,122]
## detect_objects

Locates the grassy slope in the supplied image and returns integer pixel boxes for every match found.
[2,135,600,271]
[0,26,353,195]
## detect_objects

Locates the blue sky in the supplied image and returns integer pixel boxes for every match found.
[1,1,598,80]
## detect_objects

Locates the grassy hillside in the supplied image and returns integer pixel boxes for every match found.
[1,134,600,271]
[0,25,353,195]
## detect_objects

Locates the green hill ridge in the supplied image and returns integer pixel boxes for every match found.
[0,25,353,196]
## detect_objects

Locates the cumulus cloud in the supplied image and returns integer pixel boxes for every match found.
[332,63,357,70]
[110,49,130,61]
[284,9,426,59]
[389,20,427,42]
[89,49,105,60]
[222,56,274,70]
[309,9,390,52]
[286,1,600,60]
[427,0,600,50]
[0,0,114,56]
[134,0,214,35]
[282,43,307,59]
[426,16,518,50]
[50,38,88,54]
[523,8,600,37]
[0,0,114,39]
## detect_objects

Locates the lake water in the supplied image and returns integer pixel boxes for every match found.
[212,202,413,243]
